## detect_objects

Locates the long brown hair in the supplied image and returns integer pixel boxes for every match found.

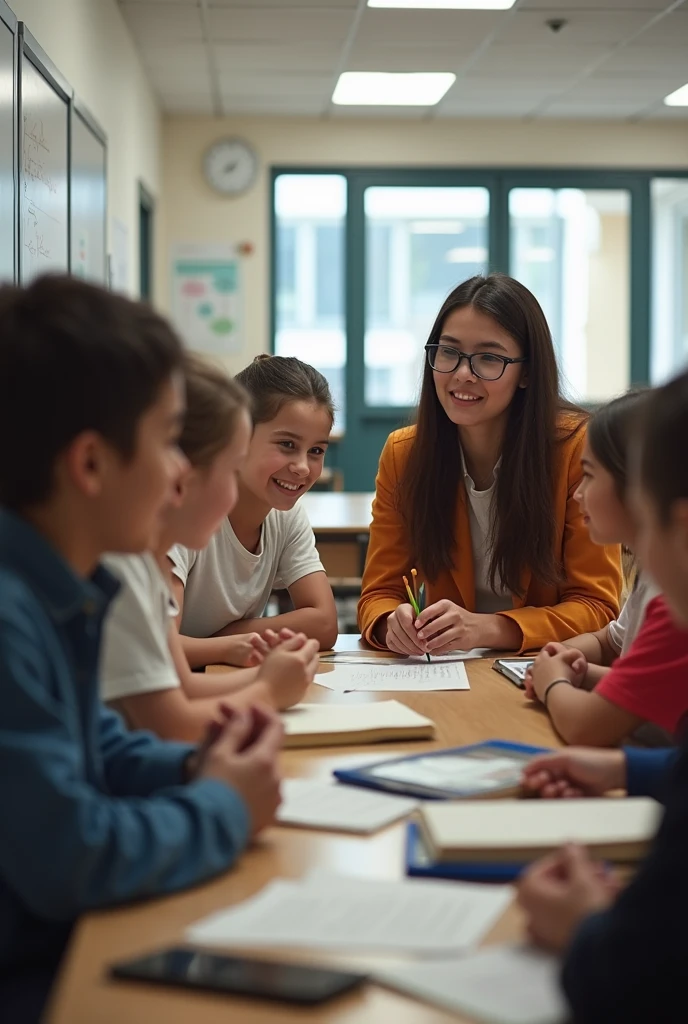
[235,354,334,426]
[179,353,249,469]
[587,390,648,501]
[401,273,583,594]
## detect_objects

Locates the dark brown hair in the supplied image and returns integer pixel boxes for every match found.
[638,368,688,522]
[235,354,334,426]
[0,275,183,511]
[401,273,583,593]
[587,390,649,501]
[179,354,250,468]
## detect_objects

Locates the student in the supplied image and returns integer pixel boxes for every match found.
[529,392,659,691]
[517,367,688,1023]
[170,354,338,667]
[358,273,621,656]
[524,396,688,746]
[0,278,283,1021]
[100,354,320,742]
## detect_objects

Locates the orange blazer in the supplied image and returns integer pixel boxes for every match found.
[358,420,622,653]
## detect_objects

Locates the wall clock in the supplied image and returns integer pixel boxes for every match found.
[203,138,258,196]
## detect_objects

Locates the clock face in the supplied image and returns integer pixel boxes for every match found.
[203,139,258,196]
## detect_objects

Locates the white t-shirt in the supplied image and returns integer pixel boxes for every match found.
[100,553,179,702]
[607,571,660,656]
[460,451,512,615]
[169,504,324,638]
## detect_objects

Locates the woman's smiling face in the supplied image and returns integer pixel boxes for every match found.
[432,305,528,430]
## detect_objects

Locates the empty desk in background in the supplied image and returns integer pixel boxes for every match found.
[302,492,374,586]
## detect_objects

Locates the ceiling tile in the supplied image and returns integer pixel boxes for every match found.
[213,41,343,72]
[627,9,688,46]
[207,6,354,43]
[520,0,674,9]
[357,8,502,47]
[496,9,653,47]
[219,72,332,97]
[118,2,203,41]
[220,95,327,115]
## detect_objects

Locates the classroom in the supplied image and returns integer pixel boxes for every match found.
[1,1,688,1022]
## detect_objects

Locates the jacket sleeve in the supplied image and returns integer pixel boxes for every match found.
[0,615,250,922]
[561,742,688,1023]
[98,705,195,796]
[357,435,410,649]
[499,428,622,652]
[624,747,677,801]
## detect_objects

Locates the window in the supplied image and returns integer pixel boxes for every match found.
[363,186,489,407]
[651,178,688,383]
[274,174,346,428]
[509,188,630,404]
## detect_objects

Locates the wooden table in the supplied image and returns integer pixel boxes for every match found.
[47,639,560,1024]
[301,492,375,582]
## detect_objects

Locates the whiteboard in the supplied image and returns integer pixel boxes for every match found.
[19,42,69,282]
[71,105,106,284]
[0,5,16,283]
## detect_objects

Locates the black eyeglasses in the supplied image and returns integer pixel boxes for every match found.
[425,344,528,381]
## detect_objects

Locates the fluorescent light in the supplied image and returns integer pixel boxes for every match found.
[332,72,455,106]
[368,1,516,9]
[664,83,688,106]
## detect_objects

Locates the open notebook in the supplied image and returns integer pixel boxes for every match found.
[280,701,434,748]
[418,797,662,864]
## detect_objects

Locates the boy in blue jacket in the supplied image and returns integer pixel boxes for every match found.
[518,368,688,1024]
[0,277,283,1021]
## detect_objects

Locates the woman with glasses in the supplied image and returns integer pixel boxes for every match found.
[358,273,622,657]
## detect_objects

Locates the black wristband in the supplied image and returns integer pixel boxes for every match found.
[543,678,571,708]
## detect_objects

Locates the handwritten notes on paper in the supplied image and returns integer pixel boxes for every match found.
[20,57,68,282]
[317,661,470,692]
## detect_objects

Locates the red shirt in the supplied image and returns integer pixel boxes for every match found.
[596,596,688,736]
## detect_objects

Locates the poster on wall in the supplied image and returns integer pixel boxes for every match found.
[170,243,243,355]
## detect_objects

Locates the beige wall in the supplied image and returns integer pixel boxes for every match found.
[11,0,160,295]
[160,115,688,370]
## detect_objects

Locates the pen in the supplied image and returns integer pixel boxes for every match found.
[403,570,431,662]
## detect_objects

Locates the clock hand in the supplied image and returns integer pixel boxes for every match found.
[224,161,238,174]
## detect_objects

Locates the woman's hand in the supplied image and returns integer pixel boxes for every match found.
[518,844,620,953]
[413,601,521,654]
[525,647,581,703]
[522,748,627,799]
[385,604,426,655]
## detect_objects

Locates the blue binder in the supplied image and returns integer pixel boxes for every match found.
[405,821,525,883]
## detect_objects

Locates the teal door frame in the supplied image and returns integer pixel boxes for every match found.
[271,166,688,492]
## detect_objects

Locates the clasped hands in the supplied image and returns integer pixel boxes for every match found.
[385,599,488,656]
[524,642,588,703]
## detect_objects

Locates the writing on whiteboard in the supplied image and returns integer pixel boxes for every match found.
[22,115,59,265]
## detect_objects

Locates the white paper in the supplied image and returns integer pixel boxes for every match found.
[320,648,490,667]
[376,944,567,1024]
[277,778,418,833]
[367,754,523,793]
[187,874,513,956]
[321,662,470,692]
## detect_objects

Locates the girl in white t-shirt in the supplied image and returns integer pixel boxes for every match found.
[101,355,320,741]
[526,390,659,693]
[169,355,338,668]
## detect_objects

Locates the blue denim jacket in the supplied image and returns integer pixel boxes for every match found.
[0,511,249,973]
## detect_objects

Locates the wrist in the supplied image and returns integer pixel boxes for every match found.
[487,614,523,651]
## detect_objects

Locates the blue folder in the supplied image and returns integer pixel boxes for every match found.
[333,739,551,801]
[405,821,525,883]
